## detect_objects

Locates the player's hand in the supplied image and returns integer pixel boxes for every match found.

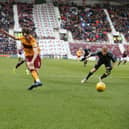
[0,29,6,35]
[27,61,34,70]
[0,29,4,33]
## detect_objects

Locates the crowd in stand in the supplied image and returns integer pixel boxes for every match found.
[108,6,129,42]
[0,3,37,55]
[0,3,14,30]
[0,34,16,55]
[0,3,16,55]
[59,5,111,42]
[18,3,37,37]
[0,2,129,56]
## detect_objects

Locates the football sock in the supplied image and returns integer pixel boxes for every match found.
[101,73,107,80]
[118,61,121,65]
[123,61,127,64]
[86,71,94,80]
[84,60,87,67]
[16,60,25,69]
[31,70,40,82]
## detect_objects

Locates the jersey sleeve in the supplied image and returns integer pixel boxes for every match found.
[90,51,100,57]
[17,37,23,40]
[30,36,38,48]
[110,52,117,63]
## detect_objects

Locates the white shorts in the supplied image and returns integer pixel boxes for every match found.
[121,57,127,61]
[17,53,25,60]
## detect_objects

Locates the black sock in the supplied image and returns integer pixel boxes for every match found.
[86,72,94,80]
[118,61,121,65]
[123,61,127,64]
[84,60,87,67]
[101,73,108,80]
[16,60,25,69]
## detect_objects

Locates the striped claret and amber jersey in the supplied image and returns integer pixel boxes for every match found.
[18,35,40,57]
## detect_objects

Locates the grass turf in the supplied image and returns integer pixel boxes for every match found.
[0,57,129,129]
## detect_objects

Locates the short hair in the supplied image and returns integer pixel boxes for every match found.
[22,28,30,35]
[102,46,108,52]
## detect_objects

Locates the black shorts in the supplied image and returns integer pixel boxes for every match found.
[94,60,112,70]
[80,57,86,61]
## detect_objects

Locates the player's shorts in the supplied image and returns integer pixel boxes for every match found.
[121,57,127,61]
[94,61,112,70]
[17,53,25,60]
[80,57,86,61]
[26,55,41,69]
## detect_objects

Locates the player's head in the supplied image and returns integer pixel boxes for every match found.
[22,28,30,37]
[102,46,108,55]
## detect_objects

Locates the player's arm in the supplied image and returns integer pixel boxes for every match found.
[111,54,117,68]
[82,52,96,62]
[31,46,39,63]
[86,51,98,59]
[0,29,18,40]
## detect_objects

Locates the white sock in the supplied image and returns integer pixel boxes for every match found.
[36,79,40,82]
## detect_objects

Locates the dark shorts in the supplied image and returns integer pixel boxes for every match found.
[80,57,86,61]
[26,55,41,69]
[94,60,112,70]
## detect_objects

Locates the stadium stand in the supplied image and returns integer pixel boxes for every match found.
[69,43,122,57]
[0,1,128,58]
[0,3,16,55]
[0,3,14,30]
[33,3,59,39]
[108,6,129,42]
[59,5,111,42]
[39,39,69,58]
[17,3,36,36]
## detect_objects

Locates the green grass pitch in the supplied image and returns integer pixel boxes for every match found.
[0,57,129,129]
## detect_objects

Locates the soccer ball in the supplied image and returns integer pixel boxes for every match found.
[96,82,106,92]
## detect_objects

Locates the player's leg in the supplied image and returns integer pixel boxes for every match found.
[81,62,102,83]
[16,52,26,69]
[100,64,112,81]
[25,69,30,75]
[30,70,41,83]
[28,71,42,90]
[27,55,42,90]
[15,59,25,69]
[118,58,122,66]
[123,58,127,64]
[80,57,87,67]
[84,59,88,67]
[123,60,127,64]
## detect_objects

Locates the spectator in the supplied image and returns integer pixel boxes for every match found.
[59,5,111,42]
